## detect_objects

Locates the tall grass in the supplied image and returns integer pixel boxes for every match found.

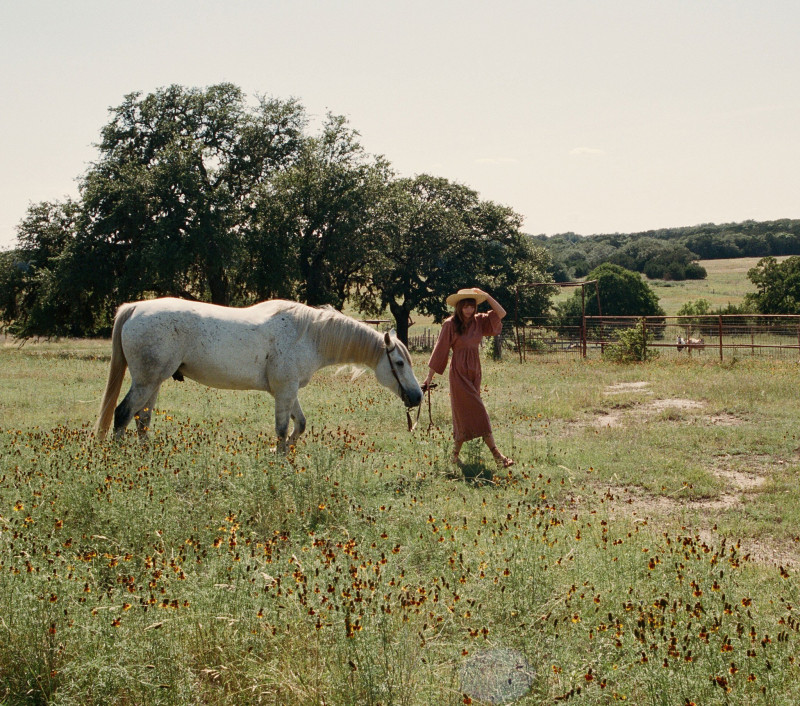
[1,340,800,704]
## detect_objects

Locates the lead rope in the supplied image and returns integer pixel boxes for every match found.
[408,382,436,432]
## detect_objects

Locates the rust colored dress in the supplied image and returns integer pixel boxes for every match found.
[428,311,502,442]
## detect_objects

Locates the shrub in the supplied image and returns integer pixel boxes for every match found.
[684,262,707,279]
[603,319,658,363]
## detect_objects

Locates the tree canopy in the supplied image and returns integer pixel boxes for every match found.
[553,263,665,331]
[586,263,665,317]
[745,256,800,314]
[79,84,306,309]
[1,84,551,341]
[353,175,551,342]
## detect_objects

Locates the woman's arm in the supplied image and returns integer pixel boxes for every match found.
[425,319,454,388]
[474,288,506,319]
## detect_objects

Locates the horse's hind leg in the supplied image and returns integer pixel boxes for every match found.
[134,386,161,438]
[289,399,306,447]
[114,382,160,439]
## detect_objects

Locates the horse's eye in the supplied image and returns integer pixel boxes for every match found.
[396,359,404,367]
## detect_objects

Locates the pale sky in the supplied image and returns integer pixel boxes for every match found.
[2,0,798,251]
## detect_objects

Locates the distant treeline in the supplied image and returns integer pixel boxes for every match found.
[532,219,800,282]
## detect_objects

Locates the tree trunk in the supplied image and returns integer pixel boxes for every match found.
[388,301,411,346]
[207,266,230,306]
[203,235,230,305]
[301,253,331,306]
[492,333,503,360]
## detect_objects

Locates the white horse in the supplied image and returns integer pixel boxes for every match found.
[95,298,423,452]
[677,335,705,353]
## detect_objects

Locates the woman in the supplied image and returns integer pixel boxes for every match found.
[423,287,514,469]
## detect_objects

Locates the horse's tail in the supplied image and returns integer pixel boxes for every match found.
[94,303,136,439]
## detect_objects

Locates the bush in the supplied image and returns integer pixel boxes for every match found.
[603,320,658,363]
[665,261,686,280]
[684,262,707,279]
[676,299,712,316]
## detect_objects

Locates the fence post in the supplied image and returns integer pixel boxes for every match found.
[642,318,647,362]
[515,289,524,363]
[718,315,723,362]
[581,288,587,358]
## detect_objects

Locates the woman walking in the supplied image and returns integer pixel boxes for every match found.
[423,287,514,470]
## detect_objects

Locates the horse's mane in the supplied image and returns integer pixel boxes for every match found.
[289,303,387,368]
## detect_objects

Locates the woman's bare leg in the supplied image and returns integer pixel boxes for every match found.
[452,440,464,466]
[483,434,514,468]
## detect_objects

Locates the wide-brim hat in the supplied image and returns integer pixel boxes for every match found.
[446,288,488,307]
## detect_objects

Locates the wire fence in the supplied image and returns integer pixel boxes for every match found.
[514,315,800,362]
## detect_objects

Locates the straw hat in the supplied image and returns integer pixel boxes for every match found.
[446,288,488,307]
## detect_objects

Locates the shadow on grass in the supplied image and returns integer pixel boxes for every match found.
[446,460,496,486]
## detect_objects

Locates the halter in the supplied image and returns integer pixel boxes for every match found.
[385,346,433,432]
[385,345,413,407]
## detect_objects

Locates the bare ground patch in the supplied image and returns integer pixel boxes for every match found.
[596,471,799,567]
[588,397,707,429]
[695,529,800,569]
[600,484,740,516]
[597,453,775,517]
[604,381,652,394]
[592,478,800,566]
[648,398,705,412]
[709,453,776,491]
[583,396,747,430]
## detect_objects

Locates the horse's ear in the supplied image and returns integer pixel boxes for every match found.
[384,330,395,351]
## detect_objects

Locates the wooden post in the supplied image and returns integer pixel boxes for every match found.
[581,286,587,358]
[642,318,647,361]
[718,315,724,362]
[515,288,523,363]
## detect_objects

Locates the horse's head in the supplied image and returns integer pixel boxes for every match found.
[376,330,423,408]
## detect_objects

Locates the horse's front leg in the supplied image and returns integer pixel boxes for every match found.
[289,398,307,448]
[273,387,299,454]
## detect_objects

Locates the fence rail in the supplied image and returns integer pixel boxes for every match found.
[515,315,800,362]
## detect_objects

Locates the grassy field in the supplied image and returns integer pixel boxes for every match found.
[549,256,791,316]
[650,257,780,315]
[2,333,800,704]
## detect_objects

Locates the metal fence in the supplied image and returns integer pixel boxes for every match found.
[515,315,800,362]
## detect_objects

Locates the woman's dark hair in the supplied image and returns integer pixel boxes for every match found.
[453,298,477,336]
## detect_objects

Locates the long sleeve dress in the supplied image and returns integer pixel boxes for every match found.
[427,311,502,442]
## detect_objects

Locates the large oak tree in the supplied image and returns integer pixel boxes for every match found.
[355,175,552,344]
[80,83,305,309]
